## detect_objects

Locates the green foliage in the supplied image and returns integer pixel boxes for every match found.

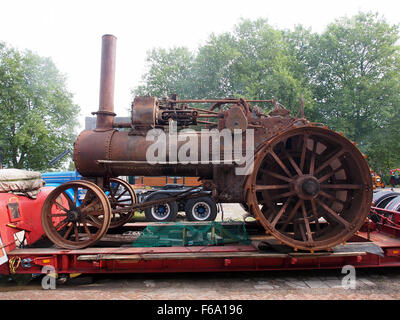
[0,43,79,170]
[134,19,312,115]
[299,12,400,172]
[133,47,195,98]
[133,12,400,174]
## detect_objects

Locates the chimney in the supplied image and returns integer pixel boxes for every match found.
[93,34,117,130]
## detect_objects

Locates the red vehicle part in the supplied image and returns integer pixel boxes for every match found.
[1,207,400,276]
[0,186,68,255]
[369,206,400,237]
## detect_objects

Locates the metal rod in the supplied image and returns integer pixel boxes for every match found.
[169,99,276,104]
[197,120,218,125]
[197,114,219,118]
[187,107,220,115]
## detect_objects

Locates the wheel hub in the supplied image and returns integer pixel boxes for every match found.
[155,205,168,216]
[193,202,211,219]
[293,175,320,200]
[67,208,81,222]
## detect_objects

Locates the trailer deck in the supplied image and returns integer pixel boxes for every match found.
[2,216,400,276]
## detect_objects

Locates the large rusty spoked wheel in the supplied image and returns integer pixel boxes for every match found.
[245,126,372,251]
[41,180,111,249]
[90,177,137,228]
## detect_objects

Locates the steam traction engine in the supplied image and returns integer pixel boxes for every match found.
[41,35,372,252]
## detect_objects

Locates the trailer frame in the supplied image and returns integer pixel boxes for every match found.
[2,208,400,276]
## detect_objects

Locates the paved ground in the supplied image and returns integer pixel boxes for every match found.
[1,192,400,301]
[1,267,400,300]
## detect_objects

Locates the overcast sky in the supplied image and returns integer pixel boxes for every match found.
[1,0,399,131]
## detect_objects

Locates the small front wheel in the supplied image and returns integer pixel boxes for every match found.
[185,197,217,221]
[41,180,111,249]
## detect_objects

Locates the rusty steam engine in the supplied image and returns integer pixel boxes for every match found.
[41,35,372,251]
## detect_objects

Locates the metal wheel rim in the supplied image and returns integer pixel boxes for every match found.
[191,202,211,220]
[151,204,171,220]
[245,126,372,251]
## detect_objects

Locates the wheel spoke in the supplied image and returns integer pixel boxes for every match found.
[259,193,279,218]
[314,149,345,175]
[309,151,316,175]
[63,224,73,239]
[298,222,307,242]
[116,189,128,200]
[259,168,293,183]
[320,184,362,190]
[308,139,317,175]
[301,201,314,244]
[54,201,69,213]
[73,223,80,242]
[51,213,68,217]
[73,186,78,205]
[255,184,290,191]
[86,210,104,216]
[280,199,303,231]
[80,190,93,206]
[310,199,321,232]
[284,150,303,176]
[270,149,292,177]
[318,167,344,183]
[82,220,92,237]
[271,197,292,227]
[80,199,100,213]
[314,198,351,229]
[54,219,68,231]
[270,191,296,201]
[318,190,346,204]
[108,184,118,202]
[300,135,308,172]
[61,192,74,207]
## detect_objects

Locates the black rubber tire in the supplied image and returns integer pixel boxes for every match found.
[373,191,400,208]
[144,193,178,222]
[185,197,217,221]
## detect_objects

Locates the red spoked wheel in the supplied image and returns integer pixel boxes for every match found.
[41,180,111,249]
[245,126,372,251]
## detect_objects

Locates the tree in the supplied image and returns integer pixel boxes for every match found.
[133,19,312,115]
[297,12,400,173]
[132,13,400,175]
[0,42,79,170]
[133,47,195,99]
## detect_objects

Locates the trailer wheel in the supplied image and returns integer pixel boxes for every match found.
[185,197,217,221]
[144,193,178,222]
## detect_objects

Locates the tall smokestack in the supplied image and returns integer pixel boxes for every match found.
[94,34,117,130]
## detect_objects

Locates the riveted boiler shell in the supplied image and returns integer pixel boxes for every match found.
[73,129,216,178]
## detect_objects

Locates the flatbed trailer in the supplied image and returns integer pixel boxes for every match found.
[2,213,400,276]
